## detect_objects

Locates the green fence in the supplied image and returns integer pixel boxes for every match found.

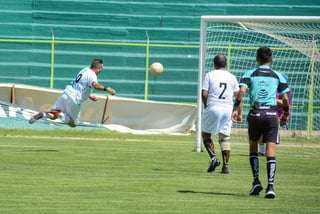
[0,37,199,102]
[1,0,320,131]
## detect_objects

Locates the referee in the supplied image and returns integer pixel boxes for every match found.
[232,46,290,199]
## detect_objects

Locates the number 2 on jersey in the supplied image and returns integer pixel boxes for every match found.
[219,82,227,99]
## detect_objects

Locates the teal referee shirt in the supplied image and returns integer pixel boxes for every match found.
[239,65,290,107]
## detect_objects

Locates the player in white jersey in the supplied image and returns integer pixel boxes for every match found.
[201,54,241,174]
[29,59,116,127]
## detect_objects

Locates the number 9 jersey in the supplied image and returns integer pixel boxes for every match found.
[64,67,98,105]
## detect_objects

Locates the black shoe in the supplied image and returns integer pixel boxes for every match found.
[207,157,220,172]
[265,185,276,199]
[258,152,265,156]
[249,181,263,195]
[29,112,44,124]
[221,165,229,174]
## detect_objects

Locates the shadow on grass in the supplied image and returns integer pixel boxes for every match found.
[177,190,245,197]
[20,149,59,152]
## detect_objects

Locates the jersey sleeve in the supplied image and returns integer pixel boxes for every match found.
[88,72,98,87]
[239,70,251,89]
[277,73,289,95]
[232,75,240,92]
[202,73,210,91]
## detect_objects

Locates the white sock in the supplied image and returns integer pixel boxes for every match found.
[58,112,66,122]
[259,144,265,154]
[43,112,51,118]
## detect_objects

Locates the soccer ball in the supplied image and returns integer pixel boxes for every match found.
[150,62,164,76]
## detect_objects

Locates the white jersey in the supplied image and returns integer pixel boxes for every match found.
[202,69,239,135]
[64,67,98,105]
[202,69,239,107]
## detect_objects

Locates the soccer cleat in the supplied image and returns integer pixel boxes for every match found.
[249,181,263,195]
[265,186,276,199]
[221,165,229,174]
[258,152,265,156]
[207,157,220,172]
[29,112,44,124]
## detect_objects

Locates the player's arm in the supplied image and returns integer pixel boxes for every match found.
[89,95,98,101]
[277,97,285,107]
[201,90,208,108]
[232,86,246,123]
[280,92,290,126]
[92,81,116,95]
[235,90,243,113]
[277,92,292,107]
[277,99,283,106]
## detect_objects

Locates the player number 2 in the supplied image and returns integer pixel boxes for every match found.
[219,82,227,99]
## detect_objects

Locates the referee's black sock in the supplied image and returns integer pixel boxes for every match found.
[267,157,276,186]
[249,153,260,183]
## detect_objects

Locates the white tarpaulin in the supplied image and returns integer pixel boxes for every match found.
[0,84,197,134]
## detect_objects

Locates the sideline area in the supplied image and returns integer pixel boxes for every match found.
[0,100,107,130]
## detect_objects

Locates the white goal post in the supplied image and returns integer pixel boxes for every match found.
[195,16,320,152]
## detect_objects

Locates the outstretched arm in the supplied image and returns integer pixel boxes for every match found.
[92,81,116,95]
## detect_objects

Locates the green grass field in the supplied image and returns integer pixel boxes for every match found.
[0,129,319,213]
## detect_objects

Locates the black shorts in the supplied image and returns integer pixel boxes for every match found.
[247,109,279,143]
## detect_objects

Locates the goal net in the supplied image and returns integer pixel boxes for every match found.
[196,16,320,151]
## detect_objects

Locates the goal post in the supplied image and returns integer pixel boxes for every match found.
[195,16,320,152]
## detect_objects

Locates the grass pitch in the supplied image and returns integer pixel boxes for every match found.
[0,129,319,213]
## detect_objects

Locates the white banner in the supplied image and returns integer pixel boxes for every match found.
[0,84,197,134]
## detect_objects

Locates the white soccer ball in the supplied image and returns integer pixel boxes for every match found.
[150,62,164,76]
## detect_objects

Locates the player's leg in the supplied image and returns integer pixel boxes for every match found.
[261,111,279,199]
[64,98,80,128]
[67,119,76,128]
[218,133,231,174]
[202,132,220,172]
[247,111,263,195]
[48,93,69,121]
[202,132,215,158]
[47,109,62,120]
[50,93,78,128]
[258,135,265,156]
[259,144,265,156]
[65,109,78,128]
[29,96,63,124]
[263,113,279,199]
[201,107,221,172]
[265,142,277,198]
[29,111,45,124]
[29,110,61,124]
[249,140,263,195]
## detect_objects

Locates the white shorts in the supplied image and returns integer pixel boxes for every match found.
[52,93,81,125]
[202,105,233,136]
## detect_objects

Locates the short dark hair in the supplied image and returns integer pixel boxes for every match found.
[90,58,104,69]
[214,54,227,68]
[257,46,272,63]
